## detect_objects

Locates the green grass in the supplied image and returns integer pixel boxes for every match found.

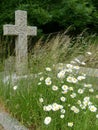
[0,64,98,130]
[0,33,98,130]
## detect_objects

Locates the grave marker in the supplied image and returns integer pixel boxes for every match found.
[3,10,37,75]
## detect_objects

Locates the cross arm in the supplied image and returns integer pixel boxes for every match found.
[3,25,19,36]
[27,26,37,36]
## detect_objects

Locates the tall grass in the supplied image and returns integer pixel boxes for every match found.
[0,33,98,130]
[29,33,98,74]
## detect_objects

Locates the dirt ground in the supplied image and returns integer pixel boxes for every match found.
[0,124,5,130]
[0,99,8,130]
[0,98,9,113]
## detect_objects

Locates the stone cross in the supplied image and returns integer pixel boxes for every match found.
[3,10,37,75]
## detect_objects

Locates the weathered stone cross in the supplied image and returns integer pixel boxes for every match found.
[3,10,37,75]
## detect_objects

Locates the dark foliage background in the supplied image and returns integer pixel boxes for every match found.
[0,0,98,36]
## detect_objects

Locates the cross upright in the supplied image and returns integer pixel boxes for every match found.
[3,10,37,75]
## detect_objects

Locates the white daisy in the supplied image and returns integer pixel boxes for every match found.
[13,85,18,90]
[40,77,44,81]
[78,89,84,94]
[77,76,86,81]
[84,97,90,101]
[74,58,81,63]
[62,85,69,91]
[81,62,86,65]
[68,122,73,127]
[86,52,92,55]
[44,117,51,125]
[38,82,41,85]
[73,65,80,70]
[96,114,98,118]
[45,77,52,85]
[69,87,73,91]
[67,76,78,83]
[39,98,44,103]
[43,105,52,111]
[84,84,92,88]
[89,88,94,93]
[70,93,76,98]
[89,105,97,112]
[66,64,73,69]
[57,70,65,79]
[52,85,58,91]
[45,67,51,71]
[60,96,66,102]
[52,103,63,111]
[61,109,66,113]
[60,114,64,119]
[96,95,98,99]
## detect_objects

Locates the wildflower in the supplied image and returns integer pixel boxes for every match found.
[43,106,47,111]
[71,106,76,111]
[82,73,86,77]
[78,89,84,94]
[89,105,97,112]
[87,101,92,106]
[62,85,69,91]
[62,90,68,94]
[73,65,80,70]
[74,108,80,113]
[44,117,51,125]
[45,67,51,71]
[59,105,64,109]
[70,60,76,64]
[74,58,81,63]
[96,95,98,99]
[89,88,94,93]
[66,69,72,73]
[57,70,65,79]
[72,77,78,83]
[81,62,86,65]
[86,52,92,55]
[60,97,66,102]
[77,100,81,105]
[60,114,64,119]
[43,105,52,111]
[84,84,92,88]
[69,87,73,91]
[80,104,86,110]
[70,93,76,98]
[66,64,73,69]
[52,103,60,111]
[39,98,44,103]
[52,105,59,111]
[66,76,73,83]
[38,72,43,75]
[71,106,79,113]
[68,104,71,107]
[52,85,58,91]
[77,76,86,81]
[45,77,52,85]
[84,97,90,101]
[40,77,44,81]
[61,109,66,114]
[96,114,98,118]
[67,76,78,83]
[68,122,73,127]
[38,82,41,85]
[83,100,90,107]
[52,103,63,111]
[70,61,76,64]
[13,85,18,90]
[55,63,65,71]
